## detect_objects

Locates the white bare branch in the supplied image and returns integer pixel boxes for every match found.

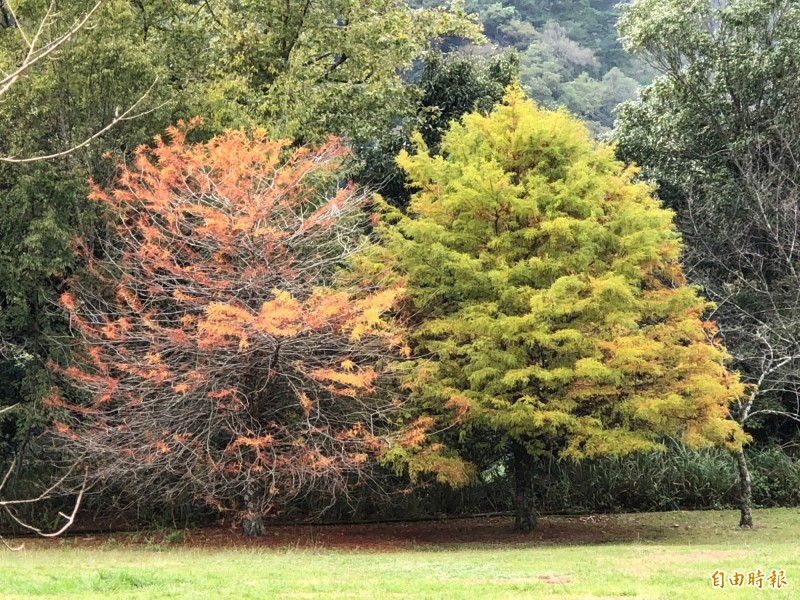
[0,455,89,547]
[0,77,167,163]
[0,0,166,163]
[2,467,88,537]
[0,0,105,98]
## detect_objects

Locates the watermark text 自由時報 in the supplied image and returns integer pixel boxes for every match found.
[710,569,788,590]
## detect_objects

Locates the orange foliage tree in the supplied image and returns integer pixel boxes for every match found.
[52,123,408,533]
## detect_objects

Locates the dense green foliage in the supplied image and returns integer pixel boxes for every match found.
[272,442,799,522]
[126,0,480,142]
[615,0,800,214]
[534,444,800,513]
[354,49,518,207]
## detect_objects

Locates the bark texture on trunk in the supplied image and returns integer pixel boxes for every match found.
[242,512,266,536]
[735,447,753,528]
[512,440,536,532]
[242,486,266,536]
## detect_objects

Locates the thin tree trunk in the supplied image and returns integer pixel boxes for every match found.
[241,486,266,536]
[512,440,536,532]
[734,447,753,528]
[242,511,266,536]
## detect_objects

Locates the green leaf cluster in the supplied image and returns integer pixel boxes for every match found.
[183,0,482,142]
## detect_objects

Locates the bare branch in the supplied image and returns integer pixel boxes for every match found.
[0,77,167,164]
[0,0,106,98]
[0,0,165,163]
[0,454,16,495]
[2,468,88,537]
[0,404,18,417]
[0,457,88,547]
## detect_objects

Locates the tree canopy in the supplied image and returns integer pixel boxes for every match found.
[52,126,411,533]
[377,86,746,530]
[164,0,481,142]
[614,0,800,526]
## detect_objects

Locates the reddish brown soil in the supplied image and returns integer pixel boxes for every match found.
[14,514,648,551]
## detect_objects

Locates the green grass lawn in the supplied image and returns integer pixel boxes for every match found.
[1,508,798,599]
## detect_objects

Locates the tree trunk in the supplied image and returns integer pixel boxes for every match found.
[241,486,266,536]
[512,440,536,532]
[242,512,266,536]
[734,447,753,528]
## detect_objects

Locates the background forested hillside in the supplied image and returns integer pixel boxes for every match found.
[415,0,651,134]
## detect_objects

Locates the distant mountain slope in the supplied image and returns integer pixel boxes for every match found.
[415,0,653,134]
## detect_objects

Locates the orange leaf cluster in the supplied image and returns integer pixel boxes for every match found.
[398,416,436,449]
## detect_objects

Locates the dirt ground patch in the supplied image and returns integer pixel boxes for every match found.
[11,514,656,551]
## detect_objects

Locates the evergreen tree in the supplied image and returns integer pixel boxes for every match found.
[378,86,747,531]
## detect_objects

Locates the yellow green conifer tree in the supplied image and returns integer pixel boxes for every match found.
[378,86,748,531]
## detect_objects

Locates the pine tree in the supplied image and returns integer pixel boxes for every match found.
[380,86,747,531]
